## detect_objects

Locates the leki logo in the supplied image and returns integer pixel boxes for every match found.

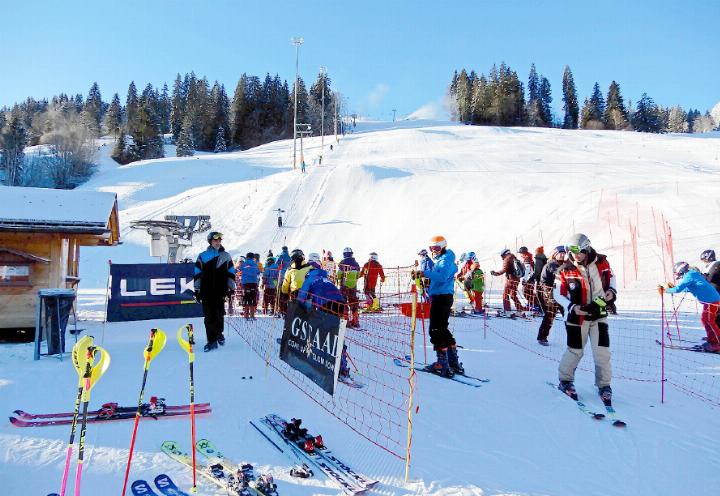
[119,278,194,297]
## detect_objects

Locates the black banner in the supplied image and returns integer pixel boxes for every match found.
[107,263,203,322]
[279,301,346,395]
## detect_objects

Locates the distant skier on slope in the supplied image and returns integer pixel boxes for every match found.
[275,208,285,228]
[659,261,720,353]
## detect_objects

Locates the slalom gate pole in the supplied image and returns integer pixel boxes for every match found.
[661,292,666,404]
[73,345,110,496]
[177,324,198,493]
[405,288,418,482]
[59,336,93,496]
[121,328,167,496]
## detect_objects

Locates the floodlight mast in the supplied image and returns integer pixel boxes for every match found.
[291,37,304,170]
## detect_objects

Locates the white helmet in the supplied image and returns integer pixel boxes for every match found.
[343,247,353,256]
[308,252,321,264]
[369,252,378,261]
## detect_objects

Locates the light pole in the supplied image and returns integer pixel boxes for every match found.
[392,108,397,122]
[291,37,304,170]
[334,91,338,144]
[320,66,326,158]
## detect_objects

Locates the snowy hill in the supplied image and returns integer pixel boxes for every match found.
[2,122,720,496]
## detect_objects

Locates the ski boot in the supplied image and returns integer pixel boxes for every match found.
[598,385,613,406]
[218,333,226,346]
[290,463,313,478]
[97,402,118,419]
[209,463,226,479]
[143,396,166,416]
[537,339,549,346]
[203,341,218,352]
[447,345,465,375]
[255,473,278,495]
[302,438,315,453]
[558,381,578,400]
[426,348,454,378]
[313,434,325,449]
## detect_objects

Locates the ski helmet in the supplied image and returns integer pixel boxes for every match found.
[518,246,529,254]
[551,245,567,259]
[308,252,321,264]
[290,249,305,262]
[418,248,428,257]
[429,236,447,253]
[369,252,378,261]
[700,249,716,263]
[673,261,690,280]
[343,247,353,257]
[207,231,223,243]
[281,246,288,252]
[267,256,276,264]
[467,251,476,261]
[246,252,254,259]
[500,248,511,257]
[566,233,591,253]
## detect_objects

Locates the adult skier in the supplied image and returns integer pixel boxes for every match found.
[337,247,361,328]
[297,267,346,316]
[659,262,720,353]
[322,251,337,282]
[700,249,720,293]
[262,256,280,315]
[553,233,617,402]
[415,236,462,377]
[281,249,313,302]
[491,249,526,312]
[359,252,385,308]
[240,253,261,320]
[536,246,566,345]
[193,232,237,352]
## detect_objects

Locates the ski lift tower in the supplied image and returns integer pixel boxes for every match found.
[130,215,211,263]
[297,123,312,171]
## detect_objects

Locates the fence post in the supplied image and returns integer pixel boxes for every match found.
[405,289,418,482]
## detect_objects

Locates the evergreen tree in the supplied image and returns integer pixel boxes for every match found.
[128,94,164,161]
[104,93,122,137]
[126,81,139,133]
[111,132,128,164]
[471,75,492,125]
[667,105,689,133]
[230,74,248,148]
[455,69,472,122]
[603,81,629,130]
[176,115,194,157]
[309,71,334,137]
[581,82,605,129]
[159,83,171,134]
[527,64,539,102]
[1,111,27,185]
[83,82,103,134]
[562,65,579,129]
[539,76,553,126]
[170,74,186,141]
[632,93,661,133]
[214,126,227,152]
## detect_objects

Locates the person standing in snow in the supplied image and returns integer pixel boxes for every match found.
[531,246,548,308]
[554,233,617,402]
[322,250,337,283]
[360,252,386,308]
[415,236,462,377]
[659,262,720,353]
[536,246,566,345]
[337,247,361,328]
[700,249,720,293]
[281,249,313,302]
[240,253,261,320]
[518,246,536,309]
[463,261,485,314]
[491,249,526,312]
[416,248,434,299]
[193,232,237,352]
[262,256,280,315]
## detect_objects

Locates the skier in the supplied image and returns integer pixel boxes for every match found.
[307,252,323,269]
[193,232,236,352]
[700,249,720,293]
[240,253,261,320]
[536,246,566,345]
[297,267,346,316]
[281,249,313,302]
[277,246,292,269]
[491,249,526,313]
[553,233,617,402]
[463,261,485,314]
[518,247,536,310]
[322,250,337,282]
[659,261,720,353]
[415,236,462,377]
[416,248,434,299]
[531,246,548,309]
[275,208,285,228]
[456,252,477,310]
[262,256,280,315]
[359,252,385,310]
[337,247,361,328]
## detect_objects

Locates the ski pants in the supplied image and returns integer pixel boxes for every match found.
[471,290,483,312]
[502,278,525,311]
[263,287,277,312]
[523,281,537,308]
[202,297,225,344]
[701,303,720,346]
[537,286,558,341]
[342,287,359,312]
[559,319,612,388]
[429,293,456,350]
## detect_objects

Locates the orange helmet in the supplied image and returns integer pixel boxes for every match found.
[428,235,447,252]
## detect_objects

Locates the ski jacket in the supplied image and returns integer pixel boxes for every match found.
[464,268,484,292]
[298,269,346,311]
[520,253,534,283]
[322,259,337,276]
[703,261,720,293]
[193,246,237,298]
[425,248,458,296]
[262,262,280,289]
[539,259,561,287]
[457,260,474,280]
[666,269,720,304]
[495,253,520,281]
[419,255,434,273]
[553,250,616,324]
[277,250,292,272]
[337,256,361,289]
[532,253,548,283]
[281,262,313,295]
[240,259,260,285]
[360,260,385,290]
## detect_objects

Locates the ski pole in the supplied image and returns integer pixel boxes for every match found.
[74,344,110,496]
[414,273,428,363]
[121,328,167,496]
[177,324,197,493]
[58,335,93,496]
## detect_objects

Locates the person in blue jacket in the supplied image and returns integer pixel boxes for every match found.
[262,257,280,315]
[298,268,346,316]
[416,235,462,377]
[660,261,720,353]
[193,232,237,351]
[240,253,261,320]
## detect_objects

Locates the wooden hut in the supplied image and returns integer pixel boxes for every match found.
[0,186,120,330]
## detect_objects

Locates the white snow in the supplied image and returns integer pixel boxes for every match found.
[0,186,116,226]
[2,121,720,495]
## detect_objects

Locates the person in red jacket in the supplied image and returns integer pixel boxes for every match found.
[491,249,526,312]
[360,252,386,305]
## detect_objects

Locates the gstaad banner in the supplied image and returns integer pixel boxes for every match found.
[279,300,347,396]
[107,263,203,322]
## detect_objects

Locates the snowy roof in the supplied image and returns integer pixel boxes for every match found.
[0,186,119,238]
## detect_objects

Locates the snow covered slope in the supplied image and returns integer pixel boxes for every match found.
[2,122,720,496]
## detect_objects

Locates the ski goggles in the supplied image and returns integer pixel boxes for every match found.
[210,232,224,240]
[566,245,587,254]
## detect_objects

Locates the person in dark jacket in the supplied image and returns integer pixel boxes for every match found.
[240,253,260,320]
[193,232,237,352]
[491,249,526,312]
[531,246,548,308]
[337,247,361,328]
[536,246,565,345]
[700,249,720,293]
[297,268,346,315]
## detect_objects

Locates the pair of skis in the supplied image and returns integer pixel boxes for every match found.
[130,474,188,496]
[252,414,377,495]
[161,439,277,495]
[547,381,626,427]
[655,339,718,354]
[392,356,490,388]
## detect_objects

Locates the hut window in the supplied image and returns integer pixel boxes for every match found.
[0,264,31,286]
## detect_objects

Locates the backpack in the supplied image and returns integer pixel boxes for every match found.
[513,258,525,279]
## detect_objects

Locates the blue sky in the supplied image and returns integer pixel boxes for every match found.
[1,0,717,120]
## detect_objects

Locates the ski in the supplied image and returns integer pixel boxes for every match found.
[257,416,367,495]
[338,376,365,389]
[265,414,378,490]
[131,479,160,496]
[161,440,234,491]
[404,355,490,382]
[195,438,278,496]
[13,401,210,420]
[546,381,605,421]
[10,406,211,427]
[655,339,707,352]
[393,358,482,388]
[601,402,627,428]
[153,474,189,496]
